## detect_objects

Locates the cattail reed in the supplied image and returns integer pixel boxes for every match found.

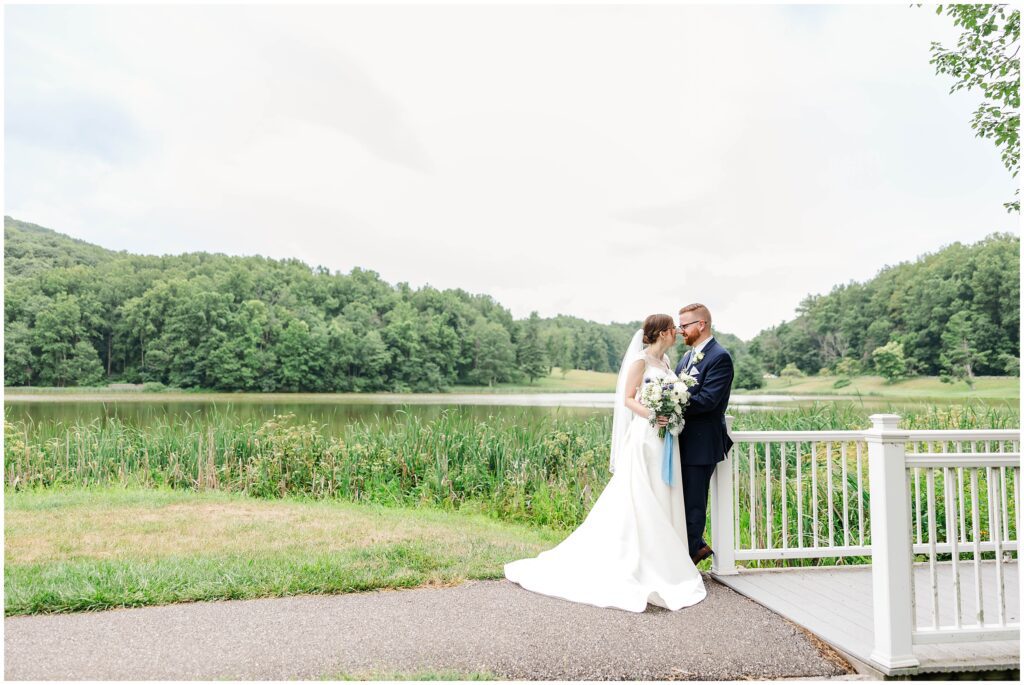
[4,402,1018,548]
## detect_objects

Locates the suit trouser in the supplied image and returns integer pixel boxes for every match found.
[681,462,718,557]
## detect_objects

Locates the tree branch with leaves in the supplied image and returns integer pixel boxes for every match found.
[930,4,1020,212]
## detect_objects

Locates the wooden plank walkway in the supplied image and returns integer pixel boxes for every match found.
[714,561,1019,676]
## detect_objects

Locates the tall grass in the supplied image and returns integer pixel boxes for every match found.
[734,401,1020,431]
[5,409,610,529]
[5,403,1019,537]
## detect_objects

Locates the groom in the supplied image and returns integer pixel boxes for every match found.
[675,303,734,566]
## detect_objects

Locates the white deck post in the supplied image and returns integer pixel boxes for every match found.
[712,415,738,576]
[865,414,919,670]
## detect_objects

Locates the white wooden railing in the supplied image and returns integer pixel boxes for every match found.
[710,414,1020,670]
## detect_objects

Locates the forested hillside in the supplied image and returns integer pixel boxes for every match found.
[5,219,1017,391]
[2,218,654,390]
[749,233,1020,381]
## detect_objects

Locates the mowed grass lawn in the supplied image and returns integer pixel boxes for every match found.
[462,368,1019,399]
[4,488,564,616]
[454,368,617,393]
[744,374,1019,400]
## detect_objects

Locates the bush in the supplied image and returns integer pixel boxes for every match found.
[872,341,907,384]
[834,358,861,377]
[832,378,852,389]
[141,382,167,393]
[780,363,805,378]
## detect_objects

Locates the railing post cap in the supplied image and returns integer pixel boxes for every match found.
[869,414,902,430]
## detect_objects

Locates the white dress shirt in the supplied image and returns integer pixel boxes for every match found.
[691,335,715,356]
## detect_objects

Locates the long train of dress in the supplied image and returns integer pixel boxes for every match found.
[504,365,706,612]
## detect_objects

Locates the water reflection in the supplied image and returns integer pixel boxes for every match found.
[3,400,609,431]
[4,391,1015,430]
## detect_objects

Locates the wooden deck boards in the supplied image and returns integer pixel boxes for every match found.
[714,561,1019,675]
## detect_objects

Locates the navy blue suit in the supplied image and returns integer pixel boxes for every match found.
[674,337,734,556]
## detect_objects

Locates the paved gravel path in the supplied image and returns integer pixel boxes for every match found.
[5,577,853,680]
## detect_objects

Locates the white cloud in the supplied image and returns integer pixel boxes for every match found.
[4,3,1018,338]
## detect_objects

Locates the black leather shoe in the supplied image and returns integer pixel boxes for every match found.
[691,545,714,565]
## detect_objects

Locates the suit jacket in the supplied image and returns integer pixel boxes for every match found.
[675,338,734,466]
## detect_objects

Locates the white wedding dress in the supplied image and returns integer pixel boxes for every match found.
[504,332,707,612]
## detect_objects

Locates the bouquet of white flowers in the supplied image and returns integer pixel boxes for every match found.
[639,372,698,438]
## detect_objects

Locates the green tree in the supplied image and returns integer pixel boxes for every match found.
[516,312,549,383]
[733,355,765,390]
[940,310,990,388]
[339,301,391,391]
[749,330,784,376]
[4,320,36,386]
[930,4,1020,212]
[59,340,105,386]
[116,296,157,382]
[872,340,908,384]
[199,300,273,391]
[198,328,241,390]
[545,328,574,378]
[415,314,459,390]
[576,331,612,372]
[382,302,438,392]
[998,352,1020,376]
[275,319,313,392]
[468,320,517,386]
[237,300,275,391]
[320,319,357,392]
[33,295,83,387]
[354,330,392,391]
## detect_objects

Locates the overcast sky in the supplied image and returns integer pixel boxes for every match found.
[4,2,1019,339]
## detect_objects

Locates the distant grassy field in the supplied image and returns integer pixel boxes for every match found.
[742,374,1019,400]
[4,487,564,616]
[452,368,617,393]
[5,368,620,398]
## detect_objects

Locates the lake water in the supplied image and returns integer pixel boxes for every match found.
[3,393,615,429]
[5,391,1009,432]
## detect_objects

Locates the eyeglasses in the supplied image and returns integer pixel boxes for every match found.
[677,320,704,331]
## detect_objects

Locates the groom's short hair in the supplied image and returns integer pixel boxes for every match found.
[679,303,712,328]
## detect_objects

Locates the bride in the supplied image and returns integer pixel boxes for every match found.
[504,314,706,612]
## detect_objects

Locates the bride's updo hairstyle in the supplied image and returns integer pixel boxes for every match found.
[642,314,674,345]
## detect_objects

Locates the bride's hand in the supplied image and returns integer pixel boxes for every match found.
[656,415,669,428]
